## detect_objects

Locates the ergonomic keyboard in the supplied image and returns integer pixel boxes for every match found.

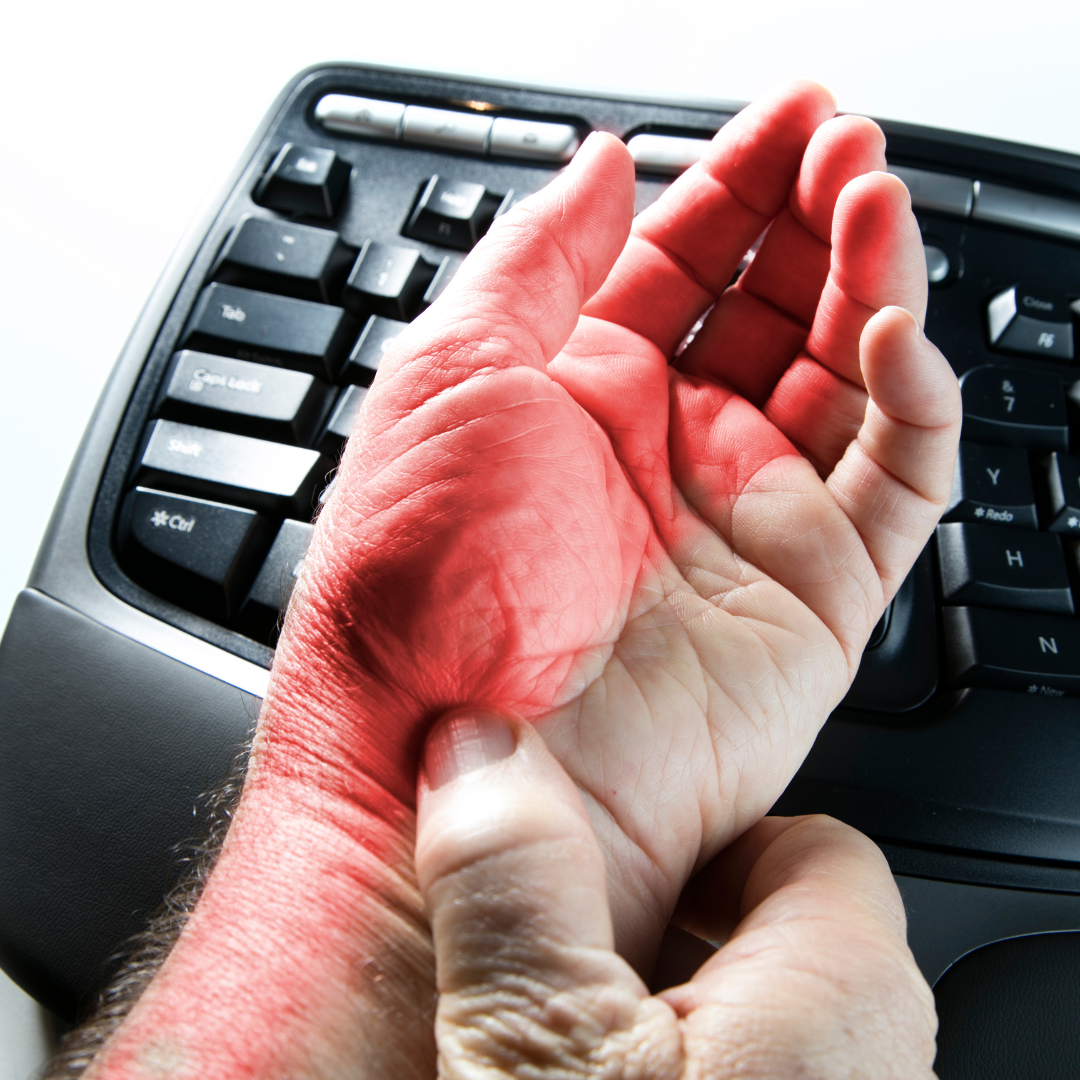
[4,63,1080,1025]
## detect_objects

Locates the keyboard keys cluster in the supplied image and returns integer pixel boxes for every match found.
[117,137,515,646]
[943,360,1080,696]
[107,78,1080,709]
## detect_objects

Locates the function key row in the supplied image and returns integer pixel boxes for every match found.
[314,94,580,163]
[889,165,1080,244]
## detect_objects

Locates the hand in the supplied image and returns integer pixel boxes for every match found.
[270,80,959,959]
[84,81,959,1079]
[417,709,938,1078]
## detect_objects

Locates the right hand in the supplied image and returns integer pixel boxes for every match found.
[268,79,959,967]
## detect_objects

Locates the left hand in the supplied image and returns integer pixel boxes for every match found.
[417,709,938,1079]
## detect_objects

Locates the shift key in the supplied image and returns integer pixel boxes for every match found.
[180,283,358,380]
[134,420,325,515]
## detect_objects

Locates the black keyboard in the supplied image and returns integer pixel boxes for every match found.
[4,63,1080,1021]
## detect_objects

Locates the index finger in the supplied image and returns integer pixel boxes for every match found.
[581,80,836,356]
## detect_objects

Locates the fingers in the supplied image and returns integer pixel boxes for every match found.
[761,170,929,475]
[805,169,928,385]
[582,80,836,357]
[827,306,962,597]
[665,815,938,1079]
[677,114,887,407]
[375,131,635,407]
[416,709,678,1078]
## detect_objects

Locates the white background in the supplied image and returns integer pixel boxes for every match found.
[2,0,1079,1072]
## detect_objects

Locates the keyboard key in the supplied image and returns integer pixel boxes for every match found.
[420,256,458,310]
[339,315,407,385]
[134,420,325,515]
[314,94,405,139]
[404,176,504,251]
[235,519,314,640]
[986,283,1074,361]
[941,442,1037,529]
[842,545,938,712]
[936,522,1074,614]
[254,143,351,218]
[342,242,437,320]
[180,283,358,381]
[626,133,711,175]
[973,182,1080,243]
[489,117,579,162]
[155,351,331,445]
[1039,451,1080,534]
[923,244,950,284]
[319,384,368,454]
[887,165,975,217]
[119,487,271,621]
[944,606,1080,695]
[211,216,353,303]
[959,365,1068,451]
[401,105,492,152]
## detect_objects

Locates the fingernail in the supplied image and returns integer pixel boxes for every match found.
[424,711,517,791]
[887,304,926,339]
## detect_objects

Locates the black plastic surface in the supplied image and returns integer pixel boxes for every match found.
[934,931,1080,1078]
[0,590,255,1018]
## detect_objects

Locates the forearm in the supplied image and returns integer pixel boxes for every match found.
[80,761,435,1080]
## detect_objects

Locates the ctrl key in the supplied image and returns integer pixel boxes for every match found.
[944,606,1080,696]
[119,488,271,621]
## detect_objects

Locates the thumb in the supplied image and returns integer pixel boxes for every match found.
[415,709,677,1078]
[378,131,635,394]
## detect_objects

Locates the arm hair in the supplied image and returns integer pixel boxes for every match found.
[40,738,252,1079]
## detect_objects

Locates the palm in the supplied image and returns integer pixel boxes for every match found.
[272,82,959,970]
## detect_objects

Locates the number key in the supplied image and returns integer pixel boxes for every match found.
[959,365,1068,451]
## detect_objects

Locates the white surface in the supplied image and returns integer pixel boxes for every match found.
[0,969,52,1080]
[2,0,1079,1067]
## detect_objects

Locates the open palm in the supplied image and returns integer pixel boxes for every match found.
[268,81,960,971]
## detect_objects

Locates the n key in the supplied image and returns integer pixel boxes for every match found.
[945,607,1080,695]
